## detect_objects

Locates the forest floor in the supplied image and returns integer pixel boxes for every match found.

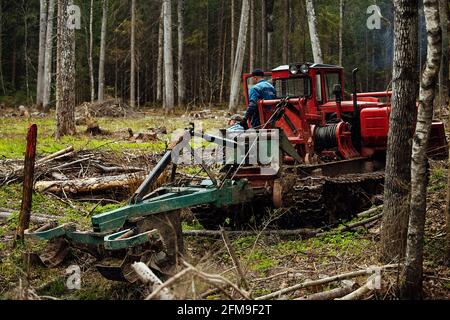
[0,108,449,300]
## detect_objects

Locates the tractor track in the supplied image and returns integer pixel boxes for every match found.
[192,171,385,230]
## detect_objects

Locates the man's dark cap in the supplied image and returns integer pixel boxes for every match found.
[252,69,265,77]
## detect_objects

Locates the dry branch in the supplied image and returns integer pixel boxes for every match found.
[146,266,193,300]
[37,146,74,164]
[132,262,175,300]
[255,264,399,300]
[295,282,356,300]
[221,228,249,290]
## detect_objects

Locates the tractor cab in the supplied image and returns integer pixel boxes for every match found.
[243,63,345,114]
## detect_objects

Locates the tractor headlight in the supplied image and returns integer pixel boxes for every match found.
[289,65,299,75]
[300,64,309,74]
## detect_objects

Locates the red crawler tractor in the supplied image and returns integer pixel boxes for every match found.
[28,63,448,282]
[193,63,448,229]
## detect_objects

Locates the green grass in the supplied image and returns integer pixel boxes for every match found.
[0,115,226,159]
[429,167,448,192]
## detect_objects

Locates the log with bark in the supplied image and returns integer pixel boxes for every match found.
[35,172,146,194]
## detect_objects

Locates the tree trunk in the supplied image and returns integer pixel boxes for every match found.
[23,2,30,103]
[381,0,419,263]
[56,0,76,138]
[267,0,274,68]
[36,0,48,109]
[402,0,442,299]
[98,0,108,103]
[163,0,175,113]
[88,0,95,102]
[438,0,449,112]
[130,0,136,108]
[177,0,186,106]
[231,0,236,74]
[305,0,323,64]
[261,0,267,70]
[0,0,5,95]
[249,0,255,72]
[282,0,289,64]
[339,0,344,66]
[43,0,55,112]
[157,6,164,103]
[229,0,250,113]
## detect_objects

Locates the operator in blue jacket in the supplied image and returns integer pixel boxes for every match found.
[240,69,277,129]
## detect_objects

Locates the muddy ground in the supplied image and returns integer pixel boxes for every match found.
[0,109,449,300]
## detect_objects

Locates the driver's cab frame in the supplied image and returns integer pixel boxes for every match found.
[243,63,346,127]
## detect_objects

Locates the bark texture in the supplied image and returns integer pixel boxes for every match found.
[229,0,250,113]
[43,0,55,112]
[56,0,76,139]
[37,0,48,108]
[403,0,441,299]
[177,0,185,105]
[130,0,136,108]
[98,0,108,102]
[381,0,419,263]
[163,0,175,113]
[305,0,323,64]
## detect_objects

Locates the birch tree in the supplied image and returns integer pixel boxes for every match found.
[130,0,136,108]
[261,0,267,70]
[0,0,4,95]
[229,0,250,113]
[98,0,108,102]
[156,6,163,103]
[402,0,442,299]
[177,0,185,105]
[438,0,448,110]
[305,0,323,64]
[231,0,236,74]
[88,0,94,102]
[56,0,76,138]
[266,0,274,67]
[43,0,55,112]
[339,0,344,66]
[163,0,174,113]
[381,0,419,262]
[282,0,289,64]
[36,0,48,108]
[249,0,255,72]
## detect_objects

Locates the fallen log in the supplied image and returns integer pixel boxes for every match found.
[0,211,56,224]
[183,208,384,239]
[295,282,356,300]
[337,281,373,300]
[35,172,146,194]
[255,264,399,300]
[183,228,319,238]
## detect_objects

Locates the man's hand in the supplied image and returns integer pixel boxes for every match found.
[239,118,249,130]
